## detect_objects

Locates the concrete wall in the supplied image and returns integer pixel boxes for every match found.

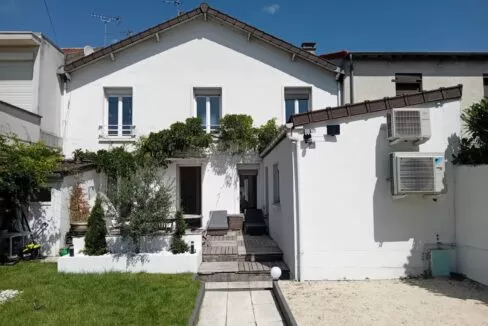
[295,100,460,280]
[344,59,488,112]
[62,17,337,156]
[455,165,488,285]
[262,138,296,279]
[38,37,64,144]
[29,169,100,256]
[0,101,40,142]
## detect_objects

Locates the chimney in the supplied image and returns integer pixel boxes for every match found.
[301,42,316,54]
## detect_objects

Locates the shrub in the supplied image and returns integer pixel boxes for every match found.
[84,196,108,256]
[114,164,173,253]
[170,210,188,254]
[454,98,488,164]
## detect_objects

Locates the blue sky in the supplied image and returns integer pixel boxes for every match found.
[0,0,487,53]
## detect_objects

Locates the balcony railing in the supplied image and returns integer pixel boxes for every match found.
[99,125,136,140]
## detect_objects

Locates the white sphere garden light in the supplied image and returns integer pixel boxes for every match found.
[270,266,282,280]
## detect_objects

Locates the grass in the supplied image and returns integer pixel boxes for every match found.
[0,262,200,326]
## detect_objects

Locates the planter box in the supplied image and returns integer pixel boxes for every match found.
[228,214,244,231]
[58,251,202,274]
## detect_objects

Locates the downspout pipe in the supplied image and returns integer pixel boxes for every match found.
[349,53,354,104]
[287,130,303,281]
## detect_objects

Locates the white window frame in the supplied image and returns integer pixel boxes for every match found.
[272,163,280,204]
[103,88,134,139]
[284,87,311,122]
[194,88,222,133]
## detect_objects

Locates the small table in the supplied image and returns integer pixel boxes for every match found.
[0,232,31,259]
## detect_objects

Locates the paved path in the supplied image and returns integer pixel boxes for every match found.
[197,288,284,326]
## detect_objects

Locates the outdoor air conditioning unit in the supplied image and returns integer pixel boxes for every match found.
[390,152,446,196]
[387,108,431,144]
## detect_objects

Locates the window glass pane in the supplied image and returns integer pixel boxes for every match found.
[285,99,295,122]
[108,97,118,135]
[196,97,206,128]
[122,97,132,136]
[298,99,309,114]
[209,96,220,131]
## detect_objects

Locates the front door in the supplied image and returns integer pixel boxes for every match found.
[239,170,257,213]
[179,166,202,215]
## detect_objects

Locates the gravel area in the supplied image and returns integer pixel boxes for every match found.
[280,279,488,326]
[0,290,21,305]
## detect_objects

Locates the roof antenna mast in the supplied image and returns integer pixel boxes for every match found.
[164,0,184,16]
[90,13,121,46]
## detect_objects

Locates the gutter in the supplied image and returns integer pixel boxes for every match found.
[349,53,354,103]
[289,133,303,281]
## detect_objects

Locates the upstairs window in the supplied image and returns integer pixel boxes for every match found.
[104,88,134,138]
[395,73,422,96]
[195,88,221,133]
[285,87,311,122]
[483,74,488,98]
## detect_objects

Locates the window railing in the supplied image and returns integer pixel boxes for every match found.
[99,125,136,139]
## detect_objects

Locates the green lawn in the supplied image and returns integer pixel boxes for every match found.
[0,262,200,326]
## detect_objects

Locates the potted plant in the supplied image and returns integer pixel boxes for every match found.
[69,179,90,235]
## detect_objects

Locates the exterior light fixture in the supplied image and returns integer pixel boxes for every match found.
[303,129,312,143]
[190,241,195,254]
[270,266,282,280]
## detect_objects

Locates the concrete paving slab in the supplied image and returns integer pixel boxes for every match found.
[253,303,282,324]
[251,290,275,304]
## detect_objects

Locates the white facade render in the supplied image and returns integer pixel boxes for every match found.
[0,33,64,146]
[262,86,463,281]
[60,4,339,227]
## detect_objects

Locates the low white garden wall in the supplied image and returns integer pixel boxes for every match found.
[60,232,203,274]
[58,251,202,274]
[455,165,488,285]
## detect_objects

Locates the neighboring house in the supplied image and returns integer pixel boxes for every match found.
[0,100,41,142]
[0,32,64,146]
[321,51,488,110]
[59,3,340,228]
[262,85,463,280]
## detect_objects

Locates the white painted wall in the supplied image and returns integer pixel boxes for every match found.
[345,59,488,111]
[291,100,460,280]
[0,101,40,142]
[455,165,488,285]
[29,169,100,256]
[262,138,296,279]
[62,17,337,156]
[37,37,64,144]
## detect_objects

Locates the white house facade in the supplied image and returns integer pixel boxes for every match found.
[0,32,64,146]
[262,85,463,281]
[60,4,339,227]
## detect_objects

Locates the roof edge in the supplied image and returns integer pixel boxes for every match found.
[290,84,463,127]
[64,3,339,74]
[259,128,287,159]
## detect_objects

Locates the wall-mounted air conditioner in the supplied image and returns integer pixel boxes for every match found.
[387,108,431,144]
[390,152,446,196]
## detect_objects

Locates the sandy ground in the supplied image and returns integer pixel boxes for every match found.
[280,279,488,326]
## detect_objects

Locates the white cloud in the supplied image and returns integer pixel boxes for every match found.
[262,4,280,15]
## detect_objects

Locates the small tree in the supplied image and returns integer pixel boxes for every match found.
[114,164,173,253]
[69,180,90,223]
[170,210,189,254]
[84,196,107,255]
[454,98,488,164]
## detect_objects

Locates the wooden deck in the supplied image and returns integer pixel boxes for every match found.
[199,261,288,274]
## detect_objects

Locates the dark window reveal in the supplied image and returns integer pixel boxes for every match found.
[483,74,488,98]
[395,73,422,96]
[33,188,51,202]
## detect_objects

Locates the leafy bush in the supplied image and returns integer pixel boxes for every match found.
[170,210,189,254]
[0,135,61,205]
[219,114,257,152]
[84,196,108,256]
[454,98,488,164]
[256,118,281,153]
[114,165,173,253]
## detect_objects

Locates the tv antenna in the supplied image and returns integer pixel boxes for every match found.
[164,0,184,16]
[90,13,121,46]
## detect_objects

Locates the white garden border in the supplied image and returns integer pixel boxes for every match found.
[59,232,203,274]
[58,251,202,274]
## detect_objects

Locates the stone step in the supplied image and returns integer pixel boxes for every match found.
[202,252,283,262]
[197,261,290,282]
